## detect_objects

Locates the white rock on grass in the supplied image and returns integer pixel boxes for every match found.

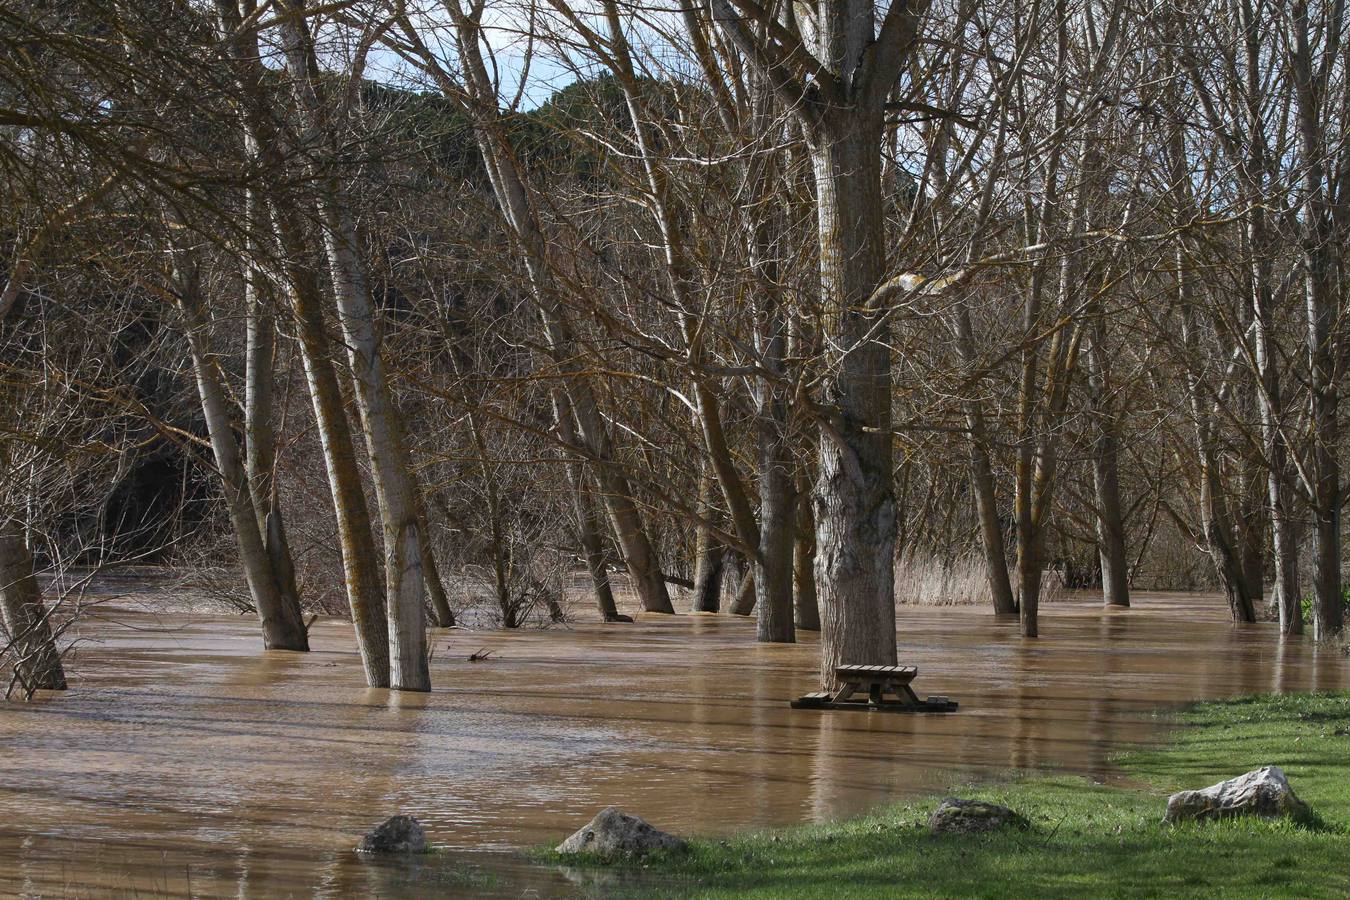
[556,807,685,858]
[1164,766,1312,825]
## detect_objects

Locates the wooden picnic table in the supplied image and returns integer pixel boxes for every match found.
[791,663,957,713]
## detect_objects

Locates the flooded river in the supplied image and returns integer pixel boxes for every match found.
[0,587,1344,896]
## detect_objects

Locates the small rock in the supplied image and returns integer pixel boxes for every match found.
[556,807,685,858]
[356,815,428,853]
[929,798,1026,835]
[1164,766,1312,825]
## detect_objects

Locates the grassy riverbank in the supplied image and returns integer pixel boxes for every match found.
[558,692,1350,897]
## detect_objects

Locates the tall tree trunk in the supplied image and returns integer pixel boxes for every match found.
[240,228,306,631]
[1251,269,1300,633]
[605,0,770,626]
[1248,198,1301,634]
[955,309,1017,615]
[1304,262,1342,640]
[416,487,456,627]
[285,260,392,684]
[1087,325,1130,608]
[323,223,430,689]
[747,135,796,644]
[691,467,724,614]
[0,523,66,694]
[1176,247,1258,624]
[793,480,821,631]
[552,391,627,622]
[1013,0,1080,638]
[172,257,309,651]
[214,0,389,688]
[809,106,899,681]
[278,6,429,689]
[1288,1,1343,639]
[756,446,796,642]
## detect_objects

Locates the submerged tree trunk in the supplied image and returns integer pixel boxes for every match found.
[695,380,760,617]
[285,262,392,683]
[808,106,899,680]
[215,0,389,688]
[239,234,308,636]
[691,468,724,614]
[1092,427,1131,608]
[1250,223,1300,634]
[278,3,428,690]
[954,309,1017,615]
[173,256,309,651]
[793,481,820,631]
[416,488,456,627]
[1236,463,1266,608]
[692,539,724,615]
[573,471,625,622]
[552,392,627,622]
[1176,251,1258,625]
[1087,325,1130,608]
[1304,266,1342,641]
[729,568,757,616]
[0,524,66,694]
[1287,0,1343,641]
[322,223,430,689]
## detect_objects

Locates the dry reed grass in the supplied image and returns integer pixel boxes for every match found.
[894,549,1067,606]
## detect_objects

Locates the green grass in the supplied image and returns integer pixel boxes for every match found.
[553,693,1350,898]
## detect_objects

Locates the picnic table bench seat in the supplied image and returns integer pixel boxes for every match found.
[791,663,957,713]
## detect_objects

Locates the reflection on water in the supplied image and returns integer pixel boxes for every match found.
[0,590,1344,896]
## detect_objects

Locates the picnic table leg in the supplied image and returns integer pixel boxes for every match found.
[832,680,861,704]
[880,682,913,707]
[868,683,884,707]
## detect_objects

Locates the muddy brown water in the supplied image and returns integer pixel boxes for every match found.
[0,587,1345,897]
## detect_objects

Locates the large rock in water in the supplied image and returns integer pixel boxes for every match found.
[556,807,685,857]
[930,798,1026,835]
[356,815,428,853]
[1164,766,1312,825]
